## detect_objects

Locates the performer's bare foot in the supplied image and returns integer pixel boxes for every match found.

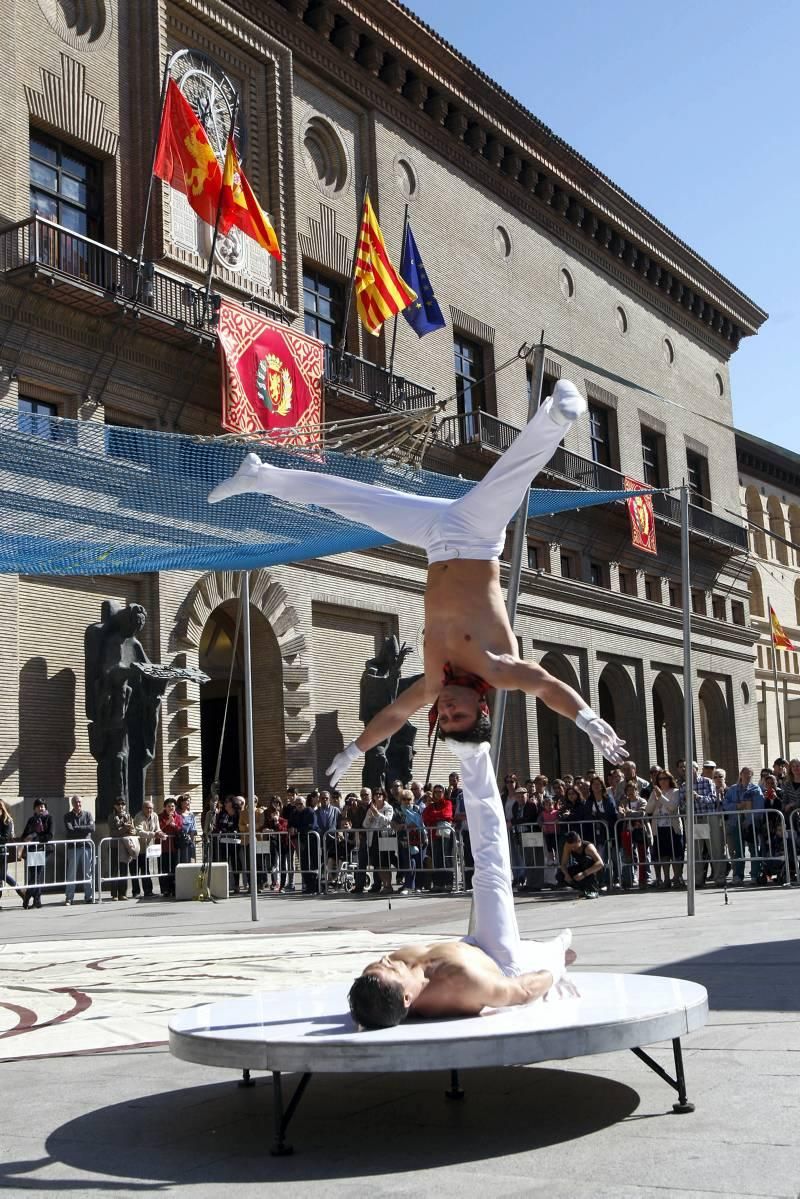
[208,452,264,503]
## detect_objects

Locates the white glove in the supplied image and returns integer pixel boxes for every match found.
[575,708,627,764]
[326,741,363,789]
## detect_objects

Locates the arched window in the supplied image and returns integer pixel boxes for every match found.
[744,487,767,558]
[788,504,800,569]
[767,495,789,565]
[748,568,765,619]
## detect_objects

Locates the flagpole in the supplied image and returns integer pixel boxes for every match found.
[337,174,370,378]
[681,482,695,918]
[768,597,786,760]
[134,50,176,301]
[387,203,410,398]
[202,95,239,319]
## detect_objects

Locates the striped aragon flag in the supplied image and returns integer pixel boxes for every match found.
[769,603,795,651]
[354,194,416,334]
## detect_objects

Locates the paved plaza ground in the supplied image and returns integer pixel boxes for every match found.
[0,884,798,1198]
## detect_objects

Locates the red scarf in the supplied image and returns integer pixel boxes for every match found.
[428,662,491,740]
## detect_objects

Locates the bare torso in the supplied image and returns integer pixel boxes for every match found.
[423,559,515,695]
[387,940,516,1018]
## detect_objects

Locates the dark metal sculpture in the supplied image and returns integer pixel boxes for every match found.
[85,601,208,822]
[358,636,422,791]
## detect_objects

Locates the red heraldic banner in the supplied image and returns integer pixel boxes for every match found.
[217,299,323,443]
[624,476,657,555]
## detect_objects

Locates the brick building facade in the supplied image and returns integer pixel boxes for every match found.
[737,432,800,765]
[0,0,767,824]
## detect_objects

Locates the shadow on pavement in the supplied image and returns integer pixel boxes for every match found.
[647,938,800,1011]
[13,1067,641,1187]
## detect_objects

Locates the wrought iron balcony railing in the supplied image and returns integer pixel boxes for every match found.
[437,408,747,550]
[323,344,436,412]
[0,215,210,334]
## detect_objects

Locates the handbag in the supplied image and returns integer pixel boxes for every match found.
[121,835,141,861]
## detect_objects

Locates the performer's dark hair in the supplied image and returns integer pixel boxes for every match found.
[441,711,492,744]
[348,974,408,1029]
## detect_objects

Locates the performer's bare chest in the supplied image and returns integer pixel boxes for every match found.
[423,560,516,679]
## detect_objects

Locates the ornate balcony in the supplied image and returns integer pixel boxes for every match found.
[322,344,436,412]
[437,408,747,549]
[0,215,218,346]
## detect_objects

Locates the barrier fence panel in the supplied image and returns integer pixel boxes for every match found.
[96,835,183,902]
[322,824,464,894]
[208,830,323,895]
[0,838,96,902]
[789,811,800,884]
[613,810,791,890]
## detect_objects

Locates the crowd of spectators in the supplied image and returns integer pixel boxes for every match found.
[1,753,798,906]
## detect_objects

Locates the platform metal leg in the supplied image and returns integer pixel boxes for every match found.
[238,1068,256,1088]
[271,1070,313,1155]
[630,1037,696,1114]
[445,1068,465,1100]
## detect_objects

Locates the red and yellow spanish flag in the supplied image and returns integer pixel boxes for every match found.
[354,194,416,334]
[770,604,795,651]
[219,137,282,261]
[153,79,222,227]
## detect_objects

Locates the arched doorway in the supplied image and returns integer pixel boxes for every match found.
[598,662,644,767]
[651,671,684,771]
[199,600,286,802]
[698,678,736,772]
[537,652,583,778]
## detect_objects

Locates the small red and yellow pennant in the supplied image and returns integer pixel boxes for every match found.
[770,603,795,651]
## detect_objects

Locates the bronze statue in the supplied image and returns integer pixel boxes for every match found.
[358,636,422,791]
[85,601,208,822]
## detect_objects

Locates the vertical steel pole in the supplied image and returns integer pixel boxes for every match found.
[681,484,695,917]
[489,336,546,771]
[241,571,259,922]
[387,203,410,387]
[767,596,786,760]
[135,51,175,296]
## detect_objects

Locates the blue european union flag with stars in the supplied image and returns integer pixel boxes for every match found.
[400,223,446,338]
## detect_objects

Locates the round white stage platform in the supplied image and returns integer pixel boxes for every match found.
[169,972,708,1154]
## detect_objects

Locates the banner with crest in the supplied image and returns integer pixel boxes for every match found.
[217,299,323,443]
[623,476,657,555]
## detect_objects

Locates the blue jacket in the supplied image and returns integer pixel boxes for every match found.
[723,782,764,827]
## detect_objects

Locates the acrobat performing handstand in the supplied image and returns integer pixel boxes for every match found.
[209,378,627,1027]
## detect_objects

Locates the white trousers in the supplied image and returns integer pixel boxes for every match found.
[453,741,569,982]
[230,398,569,564]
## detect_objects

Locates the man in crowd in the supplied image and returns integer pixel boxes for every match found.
[559,830,604,899]
[615,760,648,804]
[723,767,764,885]
[132,798,163,898]
[680,761,716,888]
[315,789,339,883]
[64,795,94,906]
[448,770,472,890]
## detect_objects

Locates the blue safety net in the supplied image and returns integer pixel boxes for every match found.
[0,408,647,576]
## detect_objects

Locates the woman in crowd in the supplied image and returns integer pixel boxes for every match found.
[0,798,21,904]
[175,795,197,867]
[108,798,137,901]
[296,793,320,894]
[421,783,454,892]
[158,796,183,898]
[618,779,651,889]
[364,788,395,894]
[261,796,288,891]
[646,771,685,888]
[213,796,243,894]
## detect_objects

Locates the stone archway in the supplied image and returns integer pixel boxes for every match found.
[699,678,737,773]
[598,661,645,767]
[652,671,684,772]
[170,570,312,798]
[537,652,584,778]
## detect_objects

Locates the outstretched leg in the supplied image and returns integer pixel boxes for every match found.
[209,453,452,551]
[449,739,570,981]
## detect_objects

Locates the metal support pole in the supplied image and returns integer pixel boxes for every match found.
[241,570,259,922]
[202,95,239,317]
[767,596,786,760]
[387,203,410,391]
[134,51,175,298]
[489,335,546,770]
[681,484,695,917]
[337,175,370,374]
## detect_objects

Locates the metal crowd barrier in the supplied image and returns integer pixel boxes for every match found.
[613,809,791,889]
[0,838,96,902]
[323,824,465,894]
[96,835,179,902]
[510,819,612,890]
[207,830,324,895]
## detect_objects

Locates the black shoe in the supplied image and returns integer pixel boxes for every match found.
[34,898,42,908]
[22,895,30,909]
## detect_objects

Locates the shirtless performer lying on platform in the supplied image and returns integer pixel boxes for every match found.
[209,378,626,1027]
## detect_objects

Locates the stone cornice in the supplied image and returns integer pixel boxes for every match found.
[233,0,766,357]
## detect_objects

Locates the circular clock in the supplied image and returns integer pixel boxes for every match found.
[169,49,248,270]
